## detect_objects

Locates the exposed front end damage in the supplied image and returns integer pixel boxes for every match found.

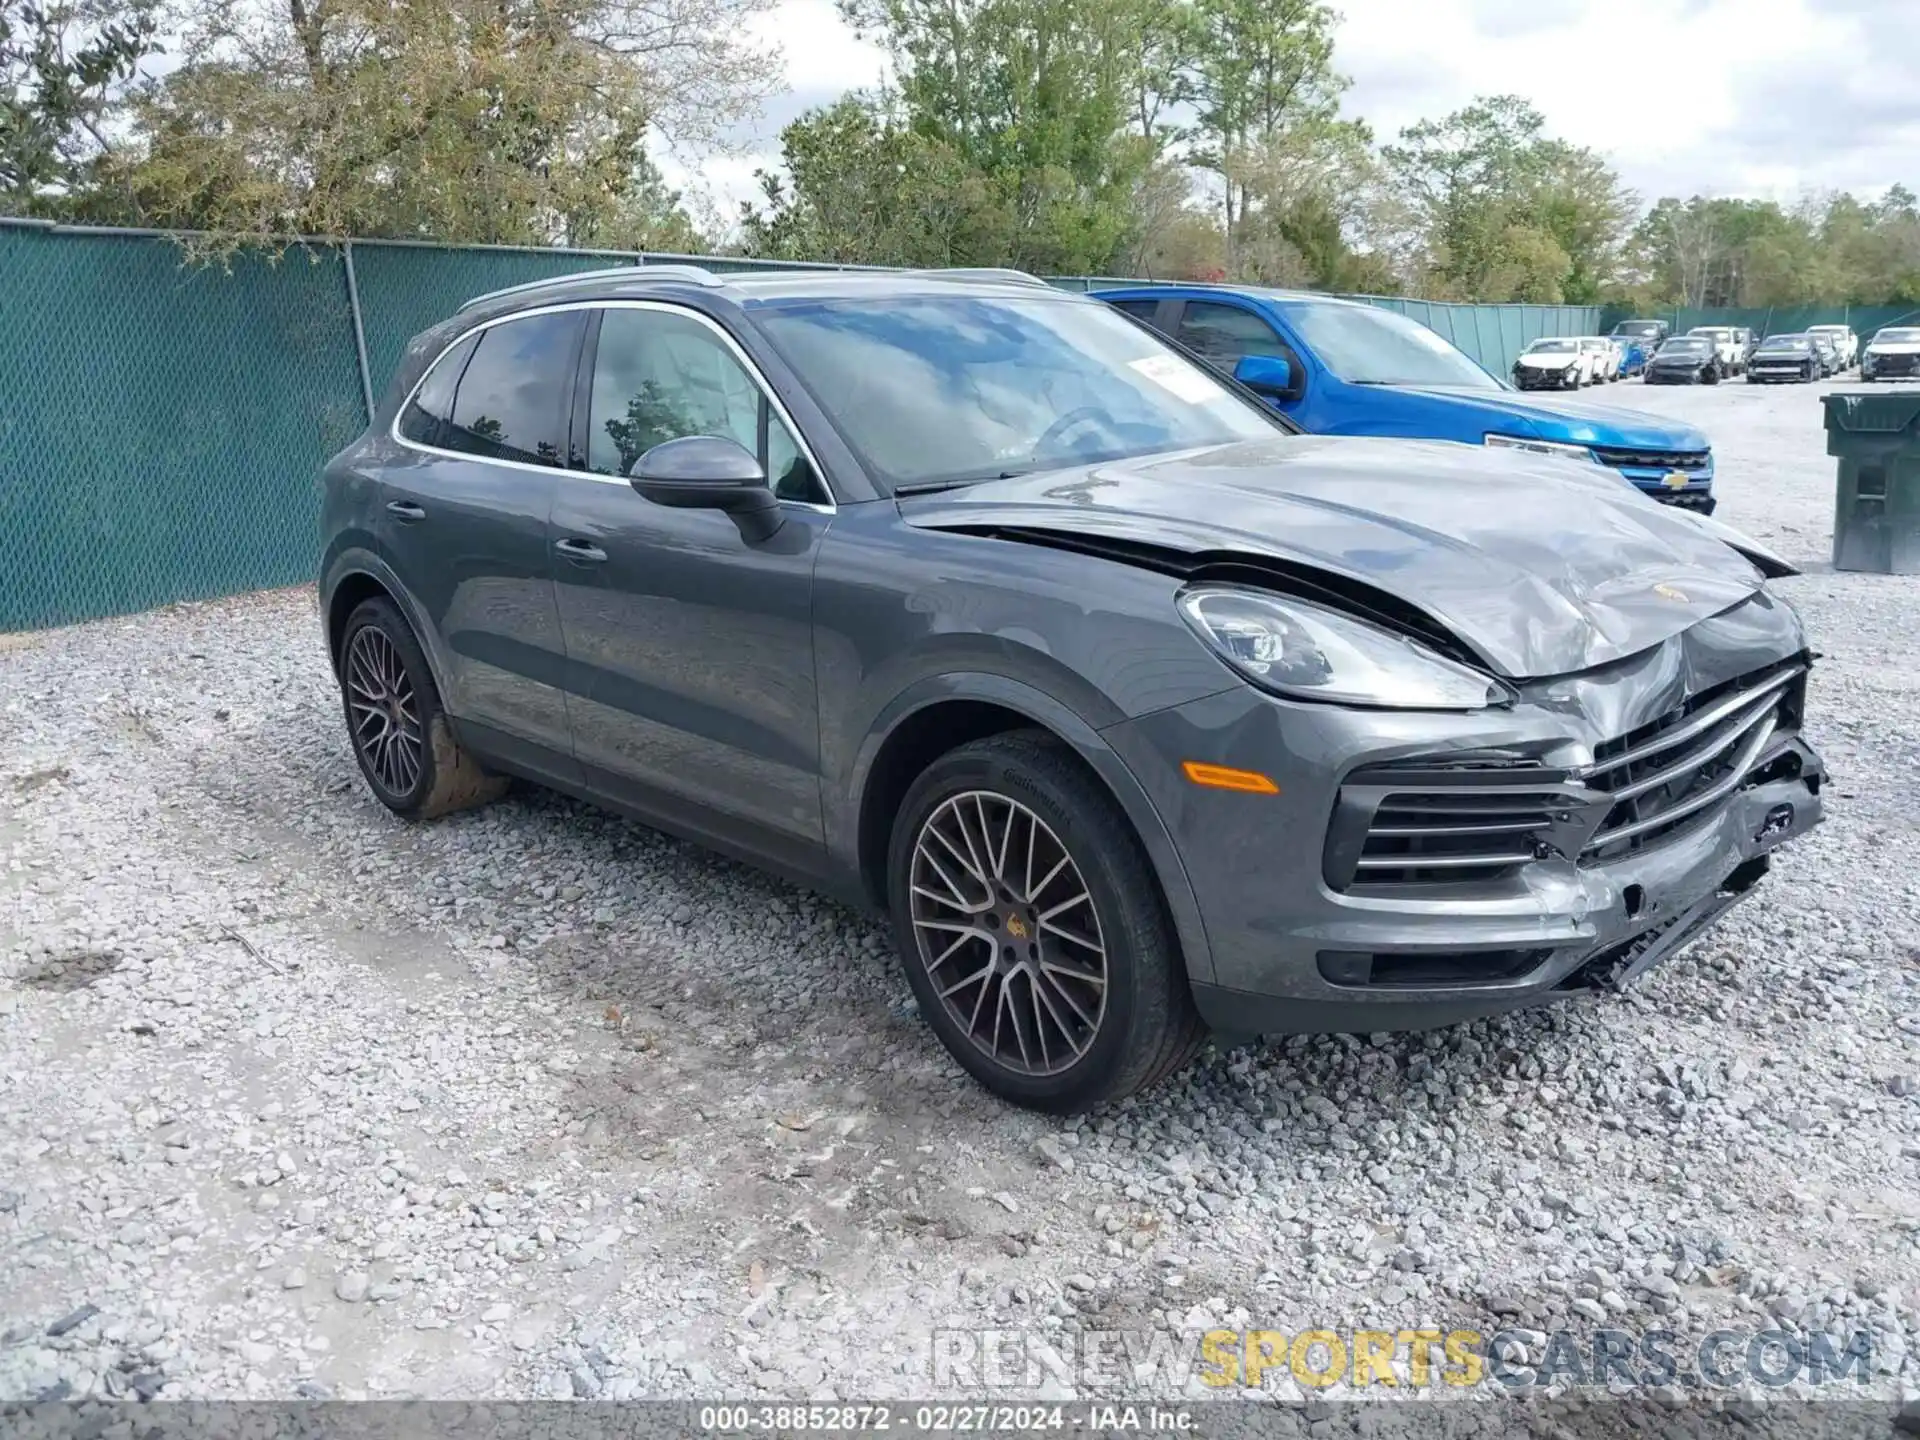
[1098,591,1825,1038]
[900,442,1827,1038]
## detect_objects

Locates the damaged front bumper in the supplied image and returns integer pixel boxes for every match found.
[1102,601,1826,1038]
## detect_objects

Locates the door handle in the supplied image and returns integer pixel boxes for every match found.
[554,538,608,565]
[386,501,427,522]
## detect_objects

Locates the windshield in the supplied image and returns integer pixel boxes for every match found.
[1613,322,1662,336]
[1874,328,1920,343]
[1689,328,1730,340]
[1280,301,1499,389]
[1759,335,1806,349]
[1525,339,1576,353]
[1661,339,1709,353]
[750,295,1283,491]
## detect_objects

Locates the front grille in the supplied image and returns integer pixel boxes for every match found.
[1590,446,1711,471]
[1324,664,1806,891]
[1866,353,1920,377]
[1579,663,1803,861]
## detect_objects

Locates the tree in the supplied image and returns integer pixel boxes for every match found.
[1184,0,1345,272]
[738,94,1011,266]
[1,0,158,212]
[1381,94,1631,302]
[836,0,1162,272]
[1227,117,1396,290]
[1112,157,1221,278]
[107,0,771,246]
[1526,140,1635,304]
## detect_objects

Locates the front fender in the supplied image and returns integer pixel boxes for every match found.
[835,671,1217,987]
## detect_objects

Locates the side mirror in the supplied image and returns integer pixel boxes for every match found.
[630,435,784,543]
[1234,354,1296,399]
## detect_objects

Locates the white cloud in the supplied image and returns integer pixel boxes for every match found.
[682,0,1918,219]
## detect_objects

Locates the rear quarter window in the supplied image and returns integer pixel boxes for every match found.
[398,312,584,467]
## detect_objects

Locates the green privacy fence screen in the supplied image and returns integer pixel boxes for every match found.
[1,219,1606,632]
[1596,302,1920,338]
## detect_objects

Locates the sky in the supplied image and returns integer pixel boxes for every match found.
[659,0,1920,224]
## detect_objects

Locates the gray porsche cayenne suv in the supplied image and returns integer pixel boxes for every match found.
[319,266,1826,1112]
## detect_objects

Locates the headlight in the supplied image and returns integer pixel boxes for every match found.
[1176,586,1509,711]
[1484,434,1596,462]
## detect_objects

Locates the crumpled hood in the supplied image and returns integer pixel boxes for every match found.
[1384,386,1708,450]
[898,436,1773,680]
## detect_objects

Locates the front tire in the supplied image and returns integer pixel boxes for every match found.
[338,598,508,821]
[886,731,1207,1112]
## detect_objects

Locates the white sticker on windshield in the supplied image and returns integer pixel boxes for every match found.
[1129,354,1227,405]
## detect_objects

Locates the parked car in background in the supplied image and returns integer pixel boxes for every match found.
[1688,326,1746,375]
[1647,335,1724,385]
[320,265,1818,1109]
[1611,318,1670,351]
[1807,332,1841,377]
[1098,284,1716,510]
[1581,337,1620,383]
[1733,328,1757,368]
[1513,336,1591,388]
[1860,326,1920,381]
[1746,334,1821,383]
[1806,325,1858,369]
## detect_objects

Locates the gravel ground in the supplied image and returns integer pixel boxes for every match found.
[3,377,1918,1412]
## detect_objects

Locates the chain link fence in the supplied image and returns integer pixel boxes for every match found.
[0,220,1609,632]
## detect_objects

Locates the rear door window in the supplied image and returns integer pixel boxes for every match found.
[1176,302,1292,369]
[1106,298,1168,329]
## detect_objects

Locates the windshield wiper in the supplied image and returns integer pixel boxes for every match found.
[892,478,981,496]
[893,470,1029,496]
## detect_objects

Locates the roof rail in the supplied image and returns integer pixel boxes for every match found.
[903,267,1052,288]
[458,262,721,312]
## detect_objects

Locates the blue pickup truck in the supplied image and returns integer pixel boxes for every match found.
[1097,285,1716,512]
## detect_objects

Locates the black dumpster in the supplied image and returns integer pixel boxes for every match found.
[1823,389,1920,574]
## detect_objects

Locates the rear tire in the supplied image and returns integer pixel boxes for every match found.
[886,731,1208,1112]
[338,598,508,822]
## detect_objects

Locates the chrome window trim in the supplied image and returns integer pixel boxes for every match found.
[388,298,837,512]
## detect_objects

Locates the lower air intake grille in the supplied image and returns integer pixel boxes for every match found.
[1324,760,1574,890]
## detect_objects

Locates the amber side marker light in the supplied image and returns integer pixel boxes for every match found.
[1181,761,1280,795]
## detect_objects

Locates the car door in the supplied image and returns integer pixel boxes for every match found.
[549,302,832,874]
[1170,300,1312,424]
[387,308,587,779]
